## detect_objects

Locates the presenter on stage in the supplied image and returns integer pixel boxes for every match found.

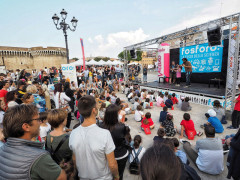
[169,61,177,84]
[182,58,192,87]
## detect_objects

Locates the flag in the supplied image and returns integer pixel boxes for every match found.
[80,38,85,70]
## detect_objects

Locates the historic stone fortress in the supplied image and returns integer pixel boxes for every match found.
[0,46,67,70]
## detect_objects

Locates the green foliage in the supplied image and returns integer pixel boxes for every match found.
[72,57,79,61]
[117,50,142,61]
[102,57,110,61]
[94,57,101,61]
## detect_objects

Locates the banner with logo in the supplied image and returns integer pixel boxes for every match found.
[157,43,170,77]
[61,64,78,86]
[179,42,223,73]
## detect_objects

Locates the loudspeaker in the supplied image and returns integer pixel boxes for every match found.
[207,27,221,46]
[130,49,136,59]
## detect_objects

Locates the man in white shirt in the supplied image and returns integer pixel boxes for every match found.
[79,81,85,89]
[69,95,119,180]
[84,68,89,82]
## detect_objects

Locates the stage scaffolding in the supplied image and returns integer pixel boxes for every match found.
[123,12,240,112]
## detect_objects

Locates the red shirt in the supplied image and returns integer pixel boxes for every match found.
[141,117,154,128]
[234,95,240,111]
[0,89,8,103]
[171,97,178,104]
[180,120,196,137]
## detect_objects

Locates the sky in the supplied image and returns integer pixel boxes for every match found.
[0,0,240,59]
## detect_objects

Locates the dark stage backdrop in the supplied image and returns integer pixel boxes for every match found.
[169,40,228,84]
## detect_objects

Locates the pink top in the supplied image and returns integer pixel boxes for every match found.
[176,68,181,78]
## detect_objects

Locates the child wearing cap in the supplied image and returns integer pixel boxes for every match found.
[202,109,224,133]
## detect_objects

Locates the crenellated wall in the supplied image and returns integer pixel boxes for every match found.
[0,46,67,70]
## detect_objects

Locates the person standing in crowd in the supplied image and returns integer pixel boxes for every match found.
[45,109,72,164]
[84,67,89,82]
[115,65,121,80]
[228,84,240,129]
[101,104,130,180]
[143,65,147,83]
[182,58,192,87]
[6,90,18,108]
[183,125,224,175]
[0,104,67,179]
[42,78,51,110]
[0,80,9,106]
[169,61,177,84]
[53,83,71,110]
[69,95,119,180]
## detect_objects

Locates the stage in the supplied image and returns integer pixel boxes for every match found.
[139,81,229,108]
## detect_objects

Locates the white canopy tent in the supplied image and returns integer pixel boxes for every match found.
[70,59,83,66]
[127,62,139,66]
[86,59,96,65]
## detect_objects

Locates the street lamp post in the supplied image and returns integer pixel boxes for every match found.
[52,9,78,64]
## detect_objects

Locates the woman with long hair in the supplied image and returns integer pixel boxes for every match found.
[101,104,130,180]
[6,90,18,108]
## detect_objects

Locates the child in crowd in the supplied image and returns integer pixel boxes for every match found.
[124,84,130,96]
[129,135,146,163]
[181,97,191,111]
[110,92,117,104]
[159,106,168,124]
[202,109,224,133]
[161,113,176,137]
[165,95,173,109]
[53,73,59,84]
[135,105,144,122]
[171,138,188,164]
[128,89,133,101]
[171,93,178,105]
[105,97,111,107]
[131,93,137,104]
[119,105,126,123]
[133,98,140,111]
[175,65,182,86]
[98,103,106,121]
[39,111,51,142]
[141,89,147,99]
[156,92,164,107]
[179,113,203,140]
[163,92,168,103]
[208,100,225,124]
[141,112,155,130]
[143,98,151,109]
[153,128,165,143]
[121,83,125,94]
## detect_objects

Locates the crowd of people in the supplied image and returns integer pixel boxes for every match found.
[0,65,239,180]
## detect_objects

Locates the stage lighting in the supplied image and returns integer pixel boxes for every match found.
[207,27,222,46]
[130,49,136,59]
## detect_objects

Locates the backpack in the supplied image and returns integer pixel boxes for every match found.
[129,146,142,175]
[45,134,69,164]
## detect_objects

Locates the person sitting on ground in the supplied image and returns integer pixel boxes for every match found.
[105,96,111,108]
[202,109,224,133]
[129,135,146,163]
[119,105,127,123]
[153,128,165,144]
[171,93,178,105]
[156,93,164,107]
[179,113,203,140]
[209,100,226,124]
[0,104,67,179]
[165,95,173,109]
[99,103,106,121]
[45,109,73,165]
[226,128,240,180]
[124,84,130,96]
[141,112,155,130]
[133,98,140,111]
[161,113,176,137]
[183,125,224,175]
[127,89,133,102]
[159,106,168,124]
[163,92,168,103]
[69,95,119,180]
[171,138,188,164]
[140,140,181,180]
[143,98,151,109]
[181,97,192,111]
[134,105,144,122]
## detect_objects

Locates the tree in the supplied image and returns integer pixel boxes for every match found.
[94,57,101,61]
[117,50,142,61]
[72,57,79,61]
[102,57,110,61]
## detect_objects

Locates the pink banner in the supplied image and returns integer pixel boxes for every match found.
[157,43,170,81]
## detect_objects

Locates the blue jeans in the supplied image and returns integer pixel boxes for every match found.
[186,72,192,86]
[117,72,121,79]
[143,75,147,82]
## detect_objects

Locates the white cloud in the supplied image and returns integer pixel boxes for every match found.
[86,28,150,58]
[160,0,240,36]
[88,37,93,43]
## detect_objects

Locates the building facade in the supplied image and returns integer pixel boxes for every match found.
[0,46,67,70]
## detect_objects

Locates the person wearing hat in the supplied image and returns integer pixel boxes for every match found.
[201,109,224,133]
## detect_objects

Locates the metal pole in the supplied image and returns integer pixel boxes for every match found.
[64,33,69,64]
